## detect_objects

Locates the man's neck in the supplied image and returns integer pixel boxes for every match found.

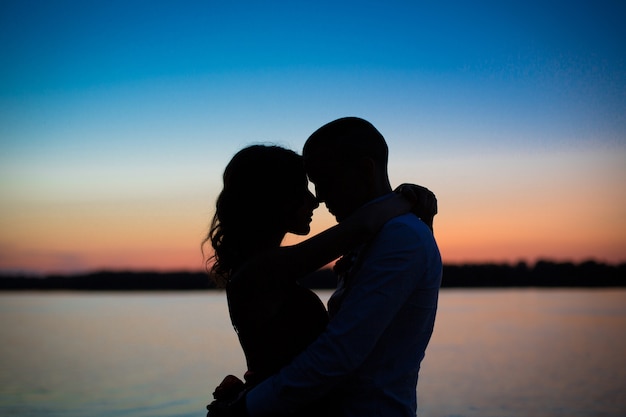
[360,183,393,209]
[368,180,392,202]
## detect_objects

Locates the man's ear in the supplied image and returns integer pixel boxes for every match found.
[356,157,377,183]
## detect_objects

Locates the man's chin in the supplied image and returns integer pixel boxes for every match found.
[333,213,346,223]
[326,207,342,223]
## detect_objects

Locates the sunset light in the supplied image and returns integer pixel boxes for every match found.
[1,1,625,274]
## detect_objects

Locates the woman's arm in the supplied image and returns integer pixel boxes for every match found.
[230,192,412,288]
[395,183,437,231]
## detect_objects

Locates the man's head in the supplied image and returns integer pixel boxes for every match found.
[303,117,392,221]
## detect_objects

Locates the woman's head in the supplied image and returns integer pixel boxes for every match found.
[205,145,317,286]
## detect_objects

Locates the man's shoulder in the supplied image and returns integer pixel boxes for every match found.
[384,213,430,234]
[378,214,439,254]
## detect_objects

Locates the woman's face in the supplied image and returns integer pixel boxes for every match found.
[284,181,319,236]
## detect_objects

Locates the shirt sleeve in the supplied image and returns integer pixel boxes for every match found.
[245,217,427,416]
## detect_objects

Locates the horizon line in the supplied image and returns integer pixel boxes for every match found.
[2,257,624,278]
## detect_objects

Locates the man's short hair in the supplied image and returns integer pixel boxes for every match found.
[303,117,388,168]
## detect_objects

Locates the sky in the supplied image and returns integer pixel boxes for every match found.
[1,0,625,274]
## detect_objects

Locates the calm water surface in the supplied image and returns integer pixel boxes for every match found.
[0,289,624,417]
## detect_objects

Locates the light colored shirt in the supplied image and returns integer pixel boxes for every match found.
[246,211,442,417]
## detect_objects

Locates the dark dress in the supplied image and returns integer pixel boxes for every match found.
[226,276,336,416]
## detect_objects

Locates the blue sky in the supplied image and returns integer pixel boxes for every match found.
[1,0,625,272]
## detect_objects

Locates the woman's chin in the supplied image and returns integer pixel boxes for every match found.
[290,225,311,236]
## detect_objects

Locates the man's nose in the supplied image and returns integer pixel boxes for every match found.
[313,187,325,203]
[307,190,320,208]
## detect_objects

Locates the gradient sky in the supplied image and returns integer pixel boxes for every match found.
[1,0,625,274]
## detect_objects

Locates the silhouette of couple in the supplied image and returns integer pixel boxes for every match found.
[204,117,442,417]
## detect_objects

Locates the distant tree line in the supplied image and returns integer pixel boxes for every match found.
[0,260,624,291]
[0,270,213,291]
[441,260,625,288]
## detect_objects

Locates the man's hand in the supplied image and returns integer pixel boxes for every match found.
[395,183,437,232]
[207,375,249,417]
[206,394,248,417]
[212,375,245,402]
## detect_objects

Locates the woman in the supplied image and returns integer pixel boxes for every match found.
[204,144,424,416]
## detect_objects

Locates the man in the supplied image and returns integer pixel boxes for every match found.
[216,117,442,416]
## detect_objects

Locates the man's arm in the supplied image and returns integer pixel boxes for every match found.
[245,218,430,416]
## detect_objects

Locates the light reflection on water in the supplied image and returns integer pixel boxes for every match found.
[0,289,624,417]
[418,289,626,417]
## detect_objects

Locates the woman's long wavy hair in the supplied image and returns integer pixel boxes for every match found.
[203,145,307,288]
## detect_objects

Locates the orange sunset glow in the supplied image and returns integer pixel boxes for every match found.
[1,2,625,275]
[2,143,626,275]
[2,142,625,275]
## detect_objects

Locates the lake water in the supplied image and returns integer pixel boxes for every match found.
[0,289,625,417]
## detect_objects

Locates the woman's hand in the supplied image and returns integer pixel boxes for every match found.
[395,183,437,232]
